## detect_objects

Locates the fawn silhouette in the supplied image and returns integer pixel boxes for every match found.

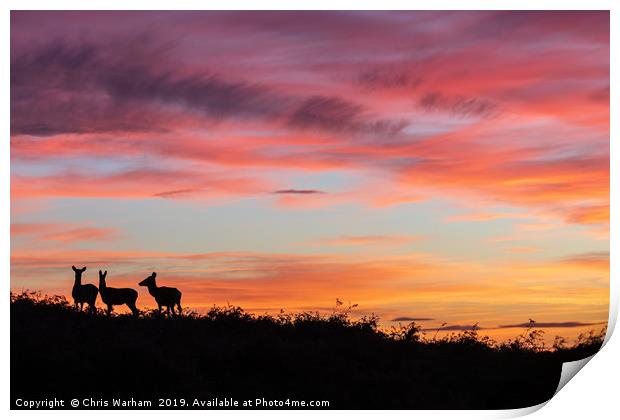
[71,265,98,313]
[98,270,139,316]
[138,272,182,315]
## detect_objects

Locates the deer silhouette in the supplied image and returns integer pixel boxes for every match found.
[98,270,139,316]
[71,265,98,313]
[138,272,182,315]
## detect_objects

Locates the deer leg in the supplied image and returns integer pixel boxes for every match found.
[79,302,84,311]
[177,302,182,315]
[128,302,139,316]
[107,304,113,315]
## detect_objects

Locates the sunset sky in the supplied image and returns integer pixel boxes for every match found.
[10,11,609,341]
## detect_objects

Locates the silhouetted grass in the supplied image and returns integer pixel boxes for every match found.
[11,291,605,409]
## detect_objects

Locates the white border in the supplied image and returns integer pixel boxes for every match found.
[3,2,617,419]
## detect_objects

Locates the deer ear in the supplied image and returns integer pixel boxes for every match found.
[82,267,87,272]
[104,270,107,276]
[99,270,102,275]
[72,265,77,271]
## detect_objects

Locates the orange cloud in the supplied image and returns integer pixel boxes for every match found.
[444,212,531,223]
[557,252,609,271]
[565,204,610,225]
[314,235,422,247]
[505,246,541,254]
[11,248,608,307]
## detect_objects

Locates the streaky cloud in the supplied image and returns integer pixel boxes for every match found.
[11,39,406,137]
[498,321,606,329]
[418,91,498,118]
[154,188,202,198]
[422,324,484,331]
[288,95,407,135]
[391,316,434,322]
[273,189,325,195]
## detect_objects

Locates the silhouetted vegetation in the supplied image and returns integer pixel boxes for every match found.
[11,291,605,409]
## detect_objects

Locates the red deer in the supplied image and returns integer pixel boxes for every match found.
[71,265,98,313]
[98,270,139,316]
[138,272,182,315]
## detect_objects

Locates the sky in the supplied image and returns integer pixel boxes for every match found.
[10,11,609,342]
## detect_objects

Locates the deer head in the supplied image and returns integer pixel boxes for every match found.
[138,272,157,287]
[98,270,108,287]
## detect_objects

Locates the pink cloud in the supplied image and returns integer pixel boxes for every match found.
[11,168,272,200]
[11,223,119,244]
[9,11,609,231]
